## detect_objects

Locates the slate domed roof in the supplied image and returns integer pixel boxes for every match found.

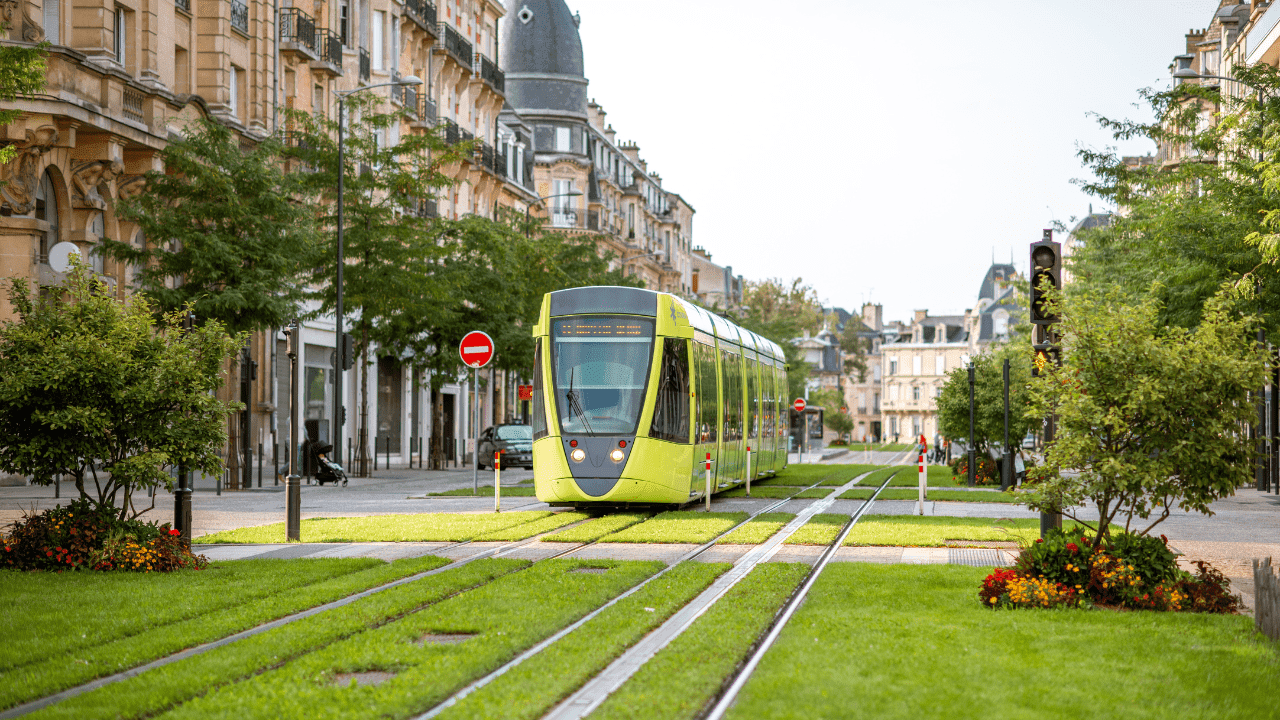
[502,0,588,118]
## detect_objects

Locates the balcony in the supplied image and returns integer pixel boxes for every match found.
[545,208,588,229]
[279,8,317,60]
[404,0,437,33]
[122,87,144,123]
[413,94,437,128]
[359,48,371,82]
[310,29,343,75]
[437,22,473,68]
[440,117,460,144]
[416,197,438,218]
[403,84,417,118]
[175,0,190,15]
[230,0,248,33]
[390,70,403,105]
[476,53,503,93]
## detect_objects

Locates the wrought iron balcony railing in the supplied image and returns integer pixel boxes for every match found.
[477,54,503,93]
[403,84,417,117]
[359,48,371,81]
[437,22,472,67]
[417,94,437,124]
[440,117,460,144]
[315,29,342,69]
[279,8,317,53]
[230,0,248,32]
[404,0,437,30]
[175,0,190,14]
[390,70,403,104]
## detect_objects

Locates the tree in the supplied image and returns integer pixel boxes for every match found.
[838,319,870,381]
[102,118,319,334]
[727,278,824,401]
[0,265,241,521]
[1024,286,1266,547]
[0,24,47,166]
[936,342,1034,456]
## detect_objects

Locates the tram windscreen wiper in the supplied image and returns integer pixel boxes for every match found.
[565,367,595,435]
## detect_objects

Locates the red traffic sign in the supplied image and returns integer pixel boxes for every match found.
[517,384,533,401]
[459,330,495,368]
[793,398,806,413]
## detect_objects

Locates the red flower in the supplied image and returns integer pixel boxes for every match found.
[1066,543,1079,553]
[46,550,53,557]
[1160,534,1168,545]
[1035,539,1043,544]
[168,529,181,537]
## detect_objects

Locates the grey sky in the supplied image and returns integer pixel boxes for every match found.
[563,0,1210,322]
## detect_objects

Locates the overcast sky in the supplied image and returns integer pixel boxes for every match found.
[563,0,1213,322]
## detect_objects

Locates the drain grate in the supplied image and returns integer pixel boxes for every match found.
[416,634,475,646]
[948,548,1009,567]
[334,671,396,686]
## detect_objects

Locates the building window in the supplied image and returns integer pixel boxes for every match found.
[43,0,59,44]
[229,65,243,119]
[912,386,920,402]
[555,126,570,152]
[114,7,126,65]
[339,0,350,46]
[34,170,57,263]
[371,10,384,69]
[888,357,898,375]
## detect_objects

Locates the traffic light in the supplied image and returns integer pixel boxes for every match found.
[1030,230,1062,376]
[340,332,355,371]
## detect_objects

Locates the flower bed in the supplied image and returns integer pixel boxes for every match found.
[979,529,1238,613]
[2,499,207,573]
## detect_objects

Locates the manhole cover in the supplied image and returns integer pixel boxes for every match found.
[333,671,395,687]
[948,548,1008,567]
[415,633,475,646]
[571,567,609,575]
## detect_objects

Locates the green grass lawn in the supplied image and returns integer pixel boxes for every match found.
[28,558,526,720]
[842,515,1102,547]
[427,486,538,497]
[541,513,650,543]
[193,511,553,544]
[155,559,666,720]
[591,563,810,720]
[717,513,796,544]
[0,555,451,711]
[854,466,901,487]
[472,512,589,541]
[718,486,830,499]
[428,562,729,720]
[783,513,848,545]
[768,464,843,484]
[882,488,1024,503]
[727,564,1278,720]
[601,511,749,544]
[883,464,968,487]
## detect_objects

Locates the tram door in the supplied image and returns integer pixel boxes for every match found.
[720,346,744,486]
[745,351,759,480]
[692,340,720,494]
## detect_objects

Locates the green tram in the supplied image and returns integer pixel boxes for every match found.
[530,286,790,506]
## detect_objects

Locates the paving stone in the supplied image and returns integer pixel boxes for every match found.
[899,547,949,564]
[833,546,903,564]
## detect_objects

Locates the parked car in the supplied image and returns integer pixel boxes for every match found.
[1022,432,1037,450]
[477,424,534,470]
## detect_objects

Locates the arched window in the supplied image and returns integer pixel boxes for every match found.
[88,211,105,274]
[34,171,58,264]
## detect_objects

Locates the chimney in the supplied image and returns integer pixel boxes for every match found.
[914,309,928,324]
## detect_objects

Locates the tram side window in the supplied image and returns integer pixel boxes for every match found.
[722,350,743,442]
[694,342,718,443]
[532,339,548,440]
[747,357,759,440]
[650,338,690,443]
[775,366,786,437]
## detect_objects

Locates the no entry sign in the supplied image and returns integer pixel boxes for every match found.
[517,384,533,401]
[459,330,495,368]
[793,398,806,413]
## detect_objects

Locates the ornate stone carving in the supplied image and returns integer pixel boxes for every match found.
[71,159,123,210]
[117,175,146,200]
[0,124,58,215]
[0,0,45,42]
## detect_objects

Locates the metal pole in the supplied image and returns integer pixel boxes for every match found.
[334,96,346,468]
[286,319,301,541]
[705,452,712,511]
[257,442,263,488]
[1259,330,1268,490]
[494,451,501,513]
[175,310,194,542]
[472,367,479,495]
[1002,359,1011,491]
[1273,348,1279,495]
[967,364,976,488]
[745,445,751,497]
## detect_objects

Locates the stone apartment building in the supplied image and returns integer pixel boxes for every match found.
[0,0,741,483]
[879,309,970,445]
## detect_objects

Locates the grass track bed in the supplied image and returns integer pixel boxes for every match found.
[601,511,749,544]
[783,513,848,545]
[542,513,650,543]
[194,512,553,544]
[837,488,1024,503]
[726,564,1277,719]
[427,486,537,497]
[157,559,666,720]
[717,513,796,544]
[0,555,451,712]
[432,562,730,720]
[591,563,810,720]
[27,559,525,720]
[855,467,901,486]
[0,558,379,672]
[842,515,1103,547]
[718,486,829,499]
[884,465,967,488]
[814,464,884,485]
[473,512,588,541]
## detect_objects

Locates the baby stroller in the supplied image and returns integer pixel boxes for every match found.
[312,442,348,486]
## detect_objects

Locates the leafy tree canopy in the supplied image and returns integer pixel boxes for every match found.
[936,341,1034,456]
[726,278,824,401]
[0,24,46,165]
[0,264,242,520]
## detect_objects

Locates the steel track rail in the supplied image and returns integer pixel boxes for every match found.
[702,470,897,720]
[411,469,849,720]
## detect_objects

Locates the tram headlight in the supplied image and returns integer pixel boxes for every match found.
[609,448,625,463]
[570,448,586,463]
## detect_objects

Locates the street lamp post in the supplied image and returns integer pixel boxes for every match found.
[524,191,583,237]
[332,76,422,469]
[967,361,976,488]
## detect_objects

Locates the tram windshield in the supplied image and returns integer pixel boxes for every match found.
[551,316,655,436]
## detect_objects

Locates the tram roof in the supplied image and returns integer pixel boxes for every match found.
[671,295,785,362]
